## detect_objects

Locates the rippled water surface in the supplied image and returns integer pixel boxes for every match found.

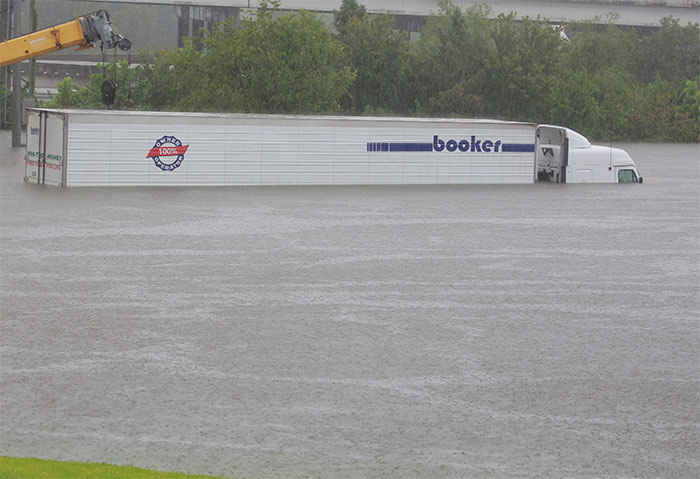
[1,131,698,478]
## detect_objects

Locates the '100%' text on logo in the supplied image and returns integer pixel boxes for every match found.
[147,135,189,171]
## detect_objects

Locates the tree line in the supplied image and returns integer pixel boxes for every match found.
[41,0,700,141]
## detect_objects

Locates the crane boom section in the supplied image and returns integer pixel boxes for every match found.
[0,18,88,67]
[0,11,130,68]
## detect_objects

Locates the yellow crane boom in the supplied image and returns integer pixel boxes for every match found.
[0,10,130,67]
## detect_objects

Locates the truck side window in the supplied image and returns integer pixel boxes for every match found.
[618,169,638,183]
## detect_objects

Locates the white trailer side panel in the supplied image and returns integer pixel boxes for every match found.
[31,110,537,187]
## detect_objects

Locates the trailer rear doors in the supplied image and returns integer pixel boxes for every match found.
[535,125,569,183]
[25,110,66,186]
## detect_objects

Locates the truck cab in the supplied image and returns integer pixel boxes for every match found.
[535,125,642,183]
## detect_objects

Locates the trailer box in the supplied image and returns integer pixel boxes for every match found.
[24,109,539,187]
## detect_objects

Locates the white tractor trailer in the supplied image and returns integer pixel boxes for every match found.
[24,109,642,187]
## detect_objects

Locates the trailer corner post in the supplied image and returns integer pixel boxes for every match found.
[61,111,67,187]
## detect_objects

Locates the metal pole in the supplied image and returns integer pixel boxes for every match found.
[29,0,34,96]
[11,0,21,148]
[0,0,8,42]
[1,0,11,128]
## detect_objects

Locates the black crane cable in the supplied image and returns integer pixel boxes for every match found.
[110,16,134,109]
[100,43,116,108]
[99,17,131,108]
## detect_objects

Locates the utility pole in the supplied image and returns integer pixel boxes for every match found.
[28,0,34,96]
[1,0,11,130]
[11,0,22,148]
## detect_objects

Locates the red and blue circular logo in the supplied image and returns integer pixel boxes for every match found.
[146,135,189,171]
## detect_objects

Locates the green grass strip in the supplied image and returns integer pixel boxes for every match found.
[0,457,237,479]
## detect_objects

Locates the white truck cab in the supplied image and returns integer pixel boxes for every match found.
[535,125,642,183]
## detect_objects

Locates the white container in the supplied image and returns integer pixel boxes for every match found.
[24,109,538,187]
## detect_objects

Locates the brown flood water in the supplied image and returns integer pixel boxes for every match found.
[1,131,699,478]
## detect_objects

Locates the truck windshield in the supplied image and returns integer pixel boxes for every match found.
[618,169,638,183]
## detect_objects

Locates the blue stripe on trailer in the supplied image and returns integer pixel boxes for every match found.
[502,143,535,152]
[368,141,535,153]
[389,142,433,152]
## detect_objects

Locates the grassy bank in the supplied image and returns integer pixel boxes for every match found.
[0,457,236,479]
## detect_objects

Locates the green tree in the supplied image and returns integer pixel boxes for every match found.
[482,13,567,121]
[675,80,700,141]
[408,1,494,116]
[333,0,367,36]
[545,68,600,138]
[44,77,81,108]
[338,12,408,113]
[133,41,204,111]
[565,16,636,75]
[593,67,641,140]
[611,79,699,142]
[626,78,675,141]
[192,2,354,113]
[631,17,700,84]
[43,60,136,109]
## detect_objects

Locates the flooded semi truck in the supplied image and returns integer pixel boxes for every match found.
[24,109,641,187]
[535,125,642,184]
